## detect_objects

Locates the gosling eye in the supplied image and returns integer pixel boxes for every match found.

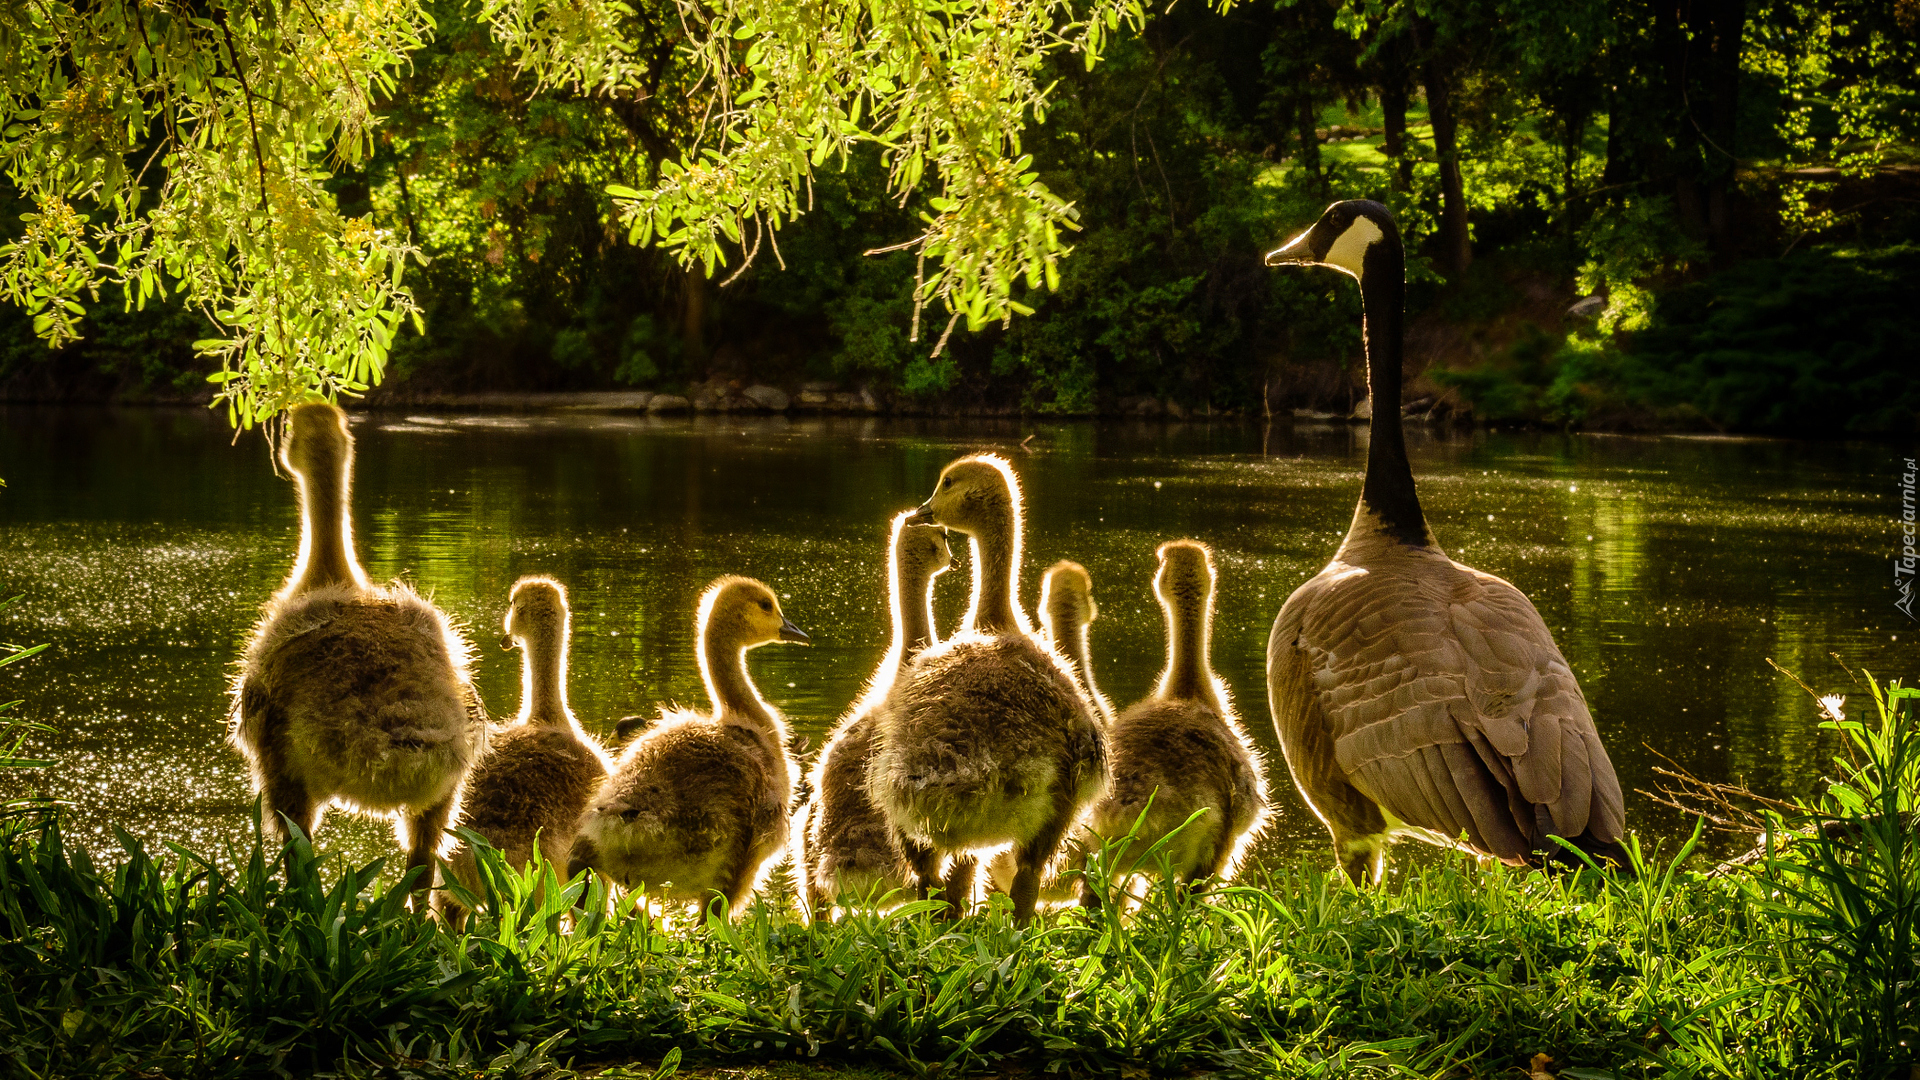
[759,599,773,613]
[941,478,952,490]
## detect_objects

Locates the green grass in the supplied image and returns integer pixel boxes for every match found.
[0,681,1914,1080]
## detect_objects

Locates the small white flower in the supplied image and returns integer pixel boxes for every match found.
[1819,695,1845,723]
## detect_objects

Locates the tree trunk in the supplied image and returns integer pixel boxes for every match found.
[1657,0,1707,238]
[1414,18,1471,275]
[1296,96,1322,188]
[1561,100,1587,232]
[1705,0,1748,255]
[1380,40,1412,193]
[681,264,707,365]
[1602,78,1627,189]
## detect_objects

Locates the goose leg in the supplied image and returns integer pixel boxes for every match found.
[261,770,316,879]
[1192,827,1238,895]
[711,830,767,923]
[1336,830,1387,887]
[1070,845,1102,910]
[565,837,604,919]
[899,834,943,902]
[1298,756,1389,886]
[940,856,976,918]
[403,795,456,897]
[565,835,596,885]
[804,867,832,925]
[1011,787,1079,926]
[438,892,470,934]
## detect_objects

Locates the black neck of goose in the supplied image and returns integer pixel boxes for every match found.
[1358,237,1430,546]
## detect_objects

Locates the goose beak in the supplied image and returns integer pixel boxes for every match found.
[1264,228,1317,267]
[905,501,937,526]
[778,617,811,644]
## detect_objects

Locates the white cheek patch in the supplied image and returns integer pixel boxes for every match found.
[1323,215,1383,280]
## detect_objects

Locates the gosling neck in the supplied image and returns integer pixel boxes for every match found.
[1355,235,1431,548]
[1057,619,1110,719]
[287,455,366,596]
[1156,589,1219,712]
[517,627,573,728]
[962,507,1027,636]
[897,570,941,660]
[700,627,788,740]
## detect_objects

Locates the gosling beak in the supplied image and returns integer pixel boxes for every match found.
[1264,228,1318,267]
[904,500,937,526]
[778,617,811,644]
[499,634,514,650]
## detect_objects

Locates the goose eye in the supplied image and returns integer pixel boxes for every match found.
[941,478,952,490]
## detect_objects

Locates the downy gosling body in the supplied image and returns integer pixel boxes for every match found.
[1264,201,1626,884]
[800,513,954,917]
[230,402,488,888]
[439,576,612,920]
[866,455,1107,924]
[1077,541,1268,897]
[985,559,1114,903]
[569,577,808,918]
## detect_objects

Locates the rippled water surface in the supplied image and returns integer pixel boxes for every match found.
[1,406,1912,874]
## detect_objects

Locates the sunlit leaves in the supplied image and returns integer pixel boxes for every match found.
[476,0,642,96]
[0,0,429,424]
[494,0,1160,354]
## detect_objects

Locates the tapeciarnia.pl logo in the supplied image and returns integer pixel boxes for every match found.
[1899,457,1917,621]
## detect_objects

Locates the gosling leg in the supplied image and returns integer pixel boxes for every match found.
[940,856,976,919]
[804,866,832,925]
[403,795,457,899]
[714,834,763,923]
[565,837,601,918]
[1010,788,1079,926]
[899,834,943,902]
[261,770,317,880]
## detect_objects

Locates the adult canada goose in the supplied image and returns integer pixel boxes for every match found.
[1076,541,1267,896]
[230,403,488,890]
[799,513,954,918]
[568,576,808,918]
[867,455,1107,924]
[1264,200,1626,883]
[438,576,612,923]
[1038,561,1115,724]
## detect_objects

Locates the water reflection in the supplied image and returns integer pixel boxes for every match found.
[0,407,1911,874]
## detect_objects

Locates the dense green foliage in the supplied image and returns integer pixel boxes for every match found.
[1428,243,1920,434]
[1,0,1916,427]
[1625,243,1920,434]
[2,680,1915,1080]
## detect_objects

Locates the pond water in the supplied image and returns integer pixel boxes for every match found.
[0,406,1912,878]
